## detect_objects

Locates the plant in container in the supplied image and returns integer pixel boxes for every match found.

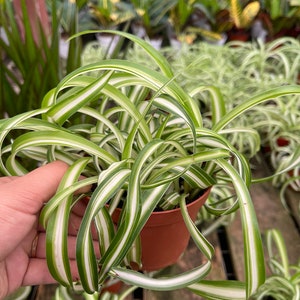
[85,0,135,56]
[129,0,171,49]
[166,0,228,45]
[270,131,300,192]
[226,37,300,84]
[87,0,135,29]
[215,0,260,41]
[258,0,300,41]
[167,0,209,44]
[250,92,300,194]
[2,30,300,299]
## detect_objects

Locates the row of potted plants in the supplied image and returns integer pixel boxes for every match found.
[2,0,300,119]
[124,35,300,193]
[74,0,300,44]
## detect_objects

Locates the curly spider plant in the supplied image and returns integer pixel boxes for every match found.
[1,30,300,299]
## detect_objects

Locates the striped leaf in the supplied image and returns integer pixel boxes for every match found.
[76,161,131,293]
[213,85,300,132]
[179,191,214,260]
[110,261,211,291]
[188,280,246,299]
[46,71,114,125]
[0,108,48,175]
[189,85,226,126]
[51,59,202,127]
[216,159,265,297]
[40,176,98,228]
[46,158,90,286]
[6,130,116,175]
[94,206,116,257]
[71,30,174,78]
[98,140,164,282]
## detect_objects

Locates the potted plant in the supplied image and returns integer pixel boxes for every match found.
[86,0,136,55]
[2,30,300,299]
[258,0,300,41]
[167,0,207,45]
[129,0,171,49]
[214,0,261,42]
[248,89,300,194]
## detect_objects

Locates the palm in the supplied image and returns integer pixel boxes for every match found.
[0,162,70,298]
[1,228,37,294]
[0,162,93,299]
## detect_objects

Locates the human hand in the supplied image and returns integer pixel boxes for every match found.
[0,161,91,299]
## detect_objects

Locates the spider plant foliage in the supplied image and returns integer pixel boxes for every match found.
[253,229,300,300]
[4,31,300,299]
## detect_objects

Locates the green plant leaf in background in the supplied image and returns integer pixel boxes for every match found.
[0,0,81,118]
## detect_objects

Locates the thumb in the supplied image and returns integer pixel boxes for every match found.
[1,161,69,214]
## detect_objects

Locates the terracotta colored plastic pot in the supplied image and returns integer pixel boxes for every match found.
[101,279,123,295]
[112,188,211,271]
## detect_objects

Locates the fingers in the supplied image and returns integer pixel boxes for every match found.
[1,161,69,214]
[1,161,92,215]
[0,177,17,185]
[22,258,80,287]
[35,233,100,259]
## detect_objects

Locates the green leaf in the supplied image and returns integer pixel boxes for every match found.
[110,261,211,291]
[188,280,246,300]
[70,30,174,78]
[6,130,116,175]
[180,190,214,260]
[76,161,131,292]
[99,140,164,282]
[216,159,265,297]
[46,71,113,125]
[213,85,300,132]
[46,158,90,286]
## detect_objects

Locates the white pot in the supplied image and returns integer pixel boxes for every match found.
[59,38,69,59]
[147,37,163,50]
[96,33,120,56]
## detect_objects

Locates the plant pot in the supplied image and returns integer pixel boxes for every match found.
[96,32,120,56]
[227,28,250,42]
[262,137,290,154]
[101,278,123,295]
[147,36,163,50]
[112,188,210,271]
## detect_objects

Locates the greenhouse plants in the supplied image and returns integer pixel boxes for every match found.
[2,30,300,299]
[0,0,82,118]
[253,229,300,300]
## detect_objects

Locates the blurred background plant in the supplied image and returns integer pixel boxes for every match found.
[258,0,300,40]
[0,0,82,118]
[2,0,300,119]
[87,0,135,29]
[253,229,300,300]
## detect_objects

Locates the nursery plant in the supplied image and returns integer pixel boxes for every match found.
[259,0,300,40]
[87,0,135,29]
[0,0,81,118]
[227,0,260,30]
[266,94,300,192]
[253,229,300,300]
[208,0,260,41]
[2,31,300,299]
